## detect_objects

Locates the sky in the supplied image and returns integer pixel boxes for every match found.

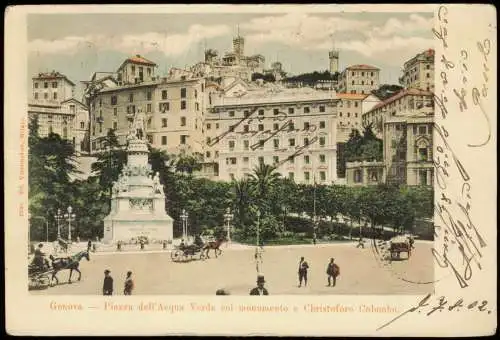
[28,11,434,98]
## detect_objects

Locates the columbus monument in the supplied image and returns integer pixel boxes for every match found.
[103,109,173,243]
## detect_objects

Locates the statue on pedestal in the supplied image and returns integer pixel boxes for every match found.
[153,172,164,195]
[127,109,146,141]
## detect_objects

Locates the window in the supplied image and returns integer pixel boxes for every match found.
[319,106,325,112]
[113,122,117,130]
[288,172,294,180]
[159,102,170,112]
[243,157,249,163]
[352,80,355,85]
[111,96,117,105]
[355,113,358,118]
[304,155,310,164]
[243,125,249,132]
[34,83,39,89]
[347,101,351,108]
[371,80,374,85]
[320,154,326,163]
[258,109,264,116]
[147,104,152,113]
[289,155,295,163]
[289,138,295,147]
[216,123,219,129]
[131,65,136,74]
[99,124,102,133]
[229,111,235,117]
[319,136,326,146]
[273,156,279,164]
[304,138,309,146]
[44,82,48,88]
[207,123,211,130]
[229,141,235,150]
[419,170,428,185]
[288,122,295,131]
[181,117,186,126]
[351,72,355,76]
[147,91,152,101]
[126,105,136,114]
[206,151,211,158]
[79,121,85,129]
[206,137,211,144]
[418,125,427,134]
[362,81,365,85]
[258,157,264,164]
[229,173,235,180]
[44,93,48,99]
[162,90,168,100]
[194,89,198,99]
[354,102,359,108]
[304,172,310,181]
[229,157,237,165]
[244,110,250,117]
[259,140,265,149]
[129,93,134,102]
[147,68,152,76]
[347,113,350,118]
[426,73,431,78]
[419,147,428,161]
[320,171,326,181]
[229,125,235,132]
[34,93,38,99]
[53,92,57,100]
[288,107,294,115]
[180,135,187,144]
[258,124,264,131]
[180,88,187,98]
[273,139,279,149]
[162,136,167,145]
[273,108,279,115]
[244,140,249,150]
[319,121,325,129]
[371,72,374,76]
[181,101,186,110]
[304,107,310,114]
[162,118,168,127]
[273,123,279,130]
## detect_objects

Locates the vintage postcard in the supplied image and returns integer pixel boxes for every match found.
[4,4,497,336]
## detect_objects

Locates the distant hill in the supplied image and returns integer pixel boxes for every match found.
[284,70,339,84]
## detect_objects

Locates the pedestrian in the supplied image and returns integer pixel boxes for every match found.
[249,275,269,295]
[298,256,309,287]
[87,239,92,252]
[326,258,340,287]
[163,240,167,250]
[102,269,114,296]
[356,237,365,249]
[215,288,230,295]
[123,271,134,295]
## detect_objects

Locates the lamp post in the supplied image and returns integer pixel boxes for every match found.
[224,208,234,247]
[55,208,63,239]
[64,206,76,243]
[255,209,262,273]
[180,209,189,241]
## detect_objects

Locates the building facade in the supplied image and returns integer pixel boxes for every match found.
[361,88,434,138]
[336,93,368,142]
[204,87,339,184]
[29,71,89,153]
[337,64,380,94]
[399,49,435,92]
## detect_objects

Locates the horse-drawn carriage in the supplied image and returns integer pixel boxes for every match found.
[170,236,226,262]
[389,235,414,260]
[28,263,52,290]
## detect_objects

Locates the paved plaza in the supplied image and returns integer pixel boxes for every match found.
[30,241,434,295]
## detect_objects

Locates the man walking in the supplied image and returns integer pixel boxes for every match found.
[356,237,365,249]
[103,269,114,296]
[298,257,309,287]
[87,239,92,252]
[326,258,340,287]
[123,271,134,295]
[249,275,269,295]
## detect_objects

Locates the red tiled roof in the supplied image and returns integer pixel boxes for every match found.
[346,64,380,70]
[368,88,433,112]
[126,55,157,66]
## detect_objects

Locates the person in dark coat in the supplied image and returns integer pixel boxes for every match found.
[87,240,92,252]
[215,288,230,295]
[249,275,269,295]
[326,258,340,287]
[103,269,114,296]
[123,271,134,295]
[298,257,309,287]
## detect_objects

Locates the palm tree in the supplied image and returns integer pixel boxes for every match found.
[232,178,255,228]
[250,163,281,214]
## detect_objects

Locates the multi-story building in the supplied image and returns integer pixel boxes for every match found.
[383,113,434,186]
[399,49,435,92]
[337,64,380,94]
[87,55,206,156]
[336,93,370,142]
[204,86,339,184]
[361,88,434,137]
[28,71,89,153]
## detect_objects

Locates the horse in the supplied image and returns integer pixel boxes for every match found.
[203,236,226,259]
[49,250,90,286]
[55,238,70,253]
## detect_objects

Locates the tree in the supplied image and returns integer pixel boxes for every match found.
[371,84,404,100]
[250,163,281,213]
[174,153,202,175]
[232,178,255,229]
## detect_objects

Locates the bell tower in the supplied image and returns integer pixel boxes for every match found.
[329,50,339,74]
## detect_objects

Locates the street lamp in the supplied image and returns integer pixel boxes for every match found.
[180,209,189,241]
[255,209,262,273]
[55,208,63,239]
[224,208,234,247]
[64,206,76,243]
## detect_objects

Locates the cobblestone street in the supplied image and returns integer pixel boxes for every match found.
[30,241,434,295]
